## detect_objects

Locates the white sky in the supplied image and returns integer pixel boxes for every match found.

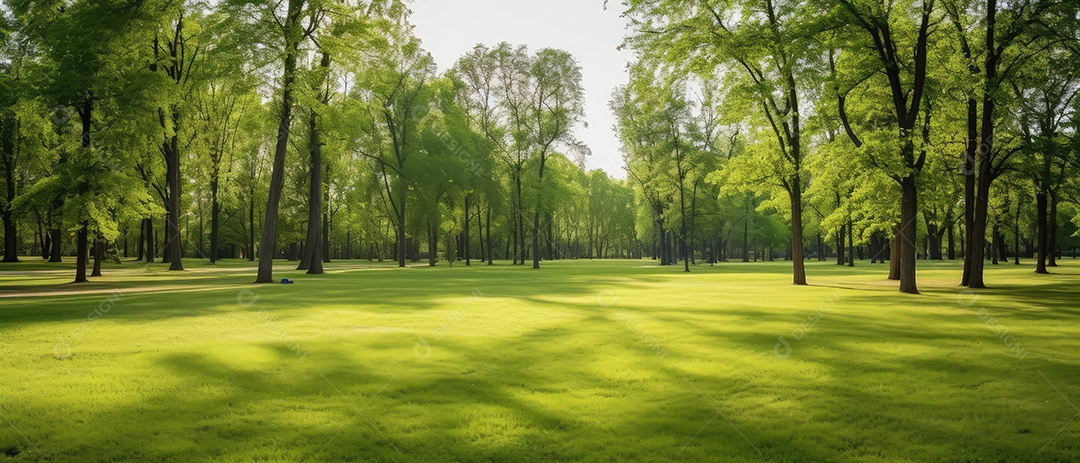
[409,0,633,178]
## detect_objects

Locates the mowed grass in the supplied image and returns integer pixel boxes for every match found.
[0,257,1078,462]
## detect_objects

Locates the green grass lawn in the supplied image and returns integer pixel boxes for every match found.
[1,257,1078,462]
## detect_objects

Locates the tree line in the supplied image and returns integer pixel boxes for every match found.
[615,0,1080,293]
[0,0,645,284]
[2,0,1079,293]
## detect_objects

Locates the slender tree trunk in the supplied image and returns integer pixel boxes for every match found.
[428,221,437,267]
[248,188,256,262]
[464,194,471,266]
[947,212,956,260]
[847,220,855,267]
[486,205,493,265]
[256,0,304,284]
[1014,200,1021,265]
[210,179,220,264]
[49,213,62,262]
[1036,191,1048,274]
[837,224,846,266]
[889,223,901,280]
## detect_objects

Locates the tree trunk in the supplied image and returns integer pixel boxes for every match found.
[428,221,437,267]
[1,148,17,262]
[165,105,184,271]
[947,213,956,260]
[486,205,493,265]
[790,177,807,283]
[1014,203,1021,265]
[248,189,256,262]
[298,107,324,274]
[1036,191,1048,274]
[837,224,846,266]
[961,98,977,283]
[464,194,471,266]
[847,220,855,267]
[888,223,901,280]
[74,225,89,284]
[91,239,103,277]
[967,0,1000,289]
[1049,192,1058,267]
[899,176,919,294]
[256,0,305,284]
[137,218,145,261]
[146,218,155,263]
[49,221,62,262]
[210,179,220,264]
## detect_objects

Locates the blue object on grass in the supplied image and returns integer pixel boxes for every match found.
[280,278,295,285]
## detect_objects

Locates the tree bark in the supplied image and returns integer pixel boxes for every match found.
[464,194,471,266]
[91,239,103,277]
[1049,192,1058,267]
[899,176,919,294]
[1036,191,1048,274]
[1,143,17,262]
[210,178,220,264]
[165,106,184,271]
[74,225,88,284]
[889,223,901,281]
[256,0,305,284]
[837,224,846,266]
[146,218,155,263]
[486,205,493,265]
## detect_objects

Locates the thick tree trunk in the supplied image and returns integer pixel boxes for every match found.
[961,99,977,284]
[300,52,329,274]
[49,223,62,262]
[74,225,89,284]
[299,108,324,274]
[256,0,304,284]
[1049,193,1058,267]
[165,108,184,272]
[91,239,103,277]
[2,150,17,262]
[146,218,155,263]
[967,0,1000,289]
[899,176,919,294]
[790,178,807,283]
[137,218,145,261]
[73,100,94,282]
